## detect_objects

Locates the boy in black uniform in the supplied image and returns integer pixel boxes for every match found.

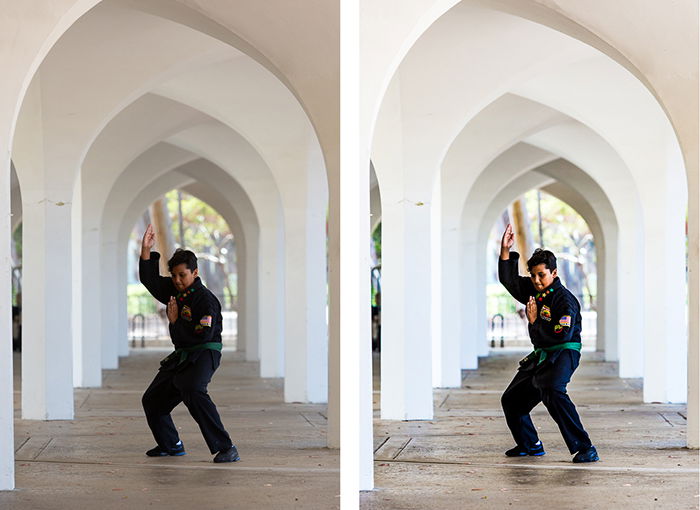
[498,224,598,463]
[139,224,239,463]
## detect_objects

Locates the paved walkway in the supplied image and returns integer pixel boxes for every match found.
[3,350,339,510]
[362,352,698,509]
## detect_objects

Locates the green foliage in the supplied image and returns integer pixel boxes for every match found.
[163,190,237,310]
[372,222,382,262]
[128,283,157,315]
[12,223,22,260]
[487,283,518,316]
[165,190,230,252]
[523,190,592,253]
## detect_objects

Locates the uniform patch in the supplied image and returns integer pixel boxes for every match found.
[194,324,204,334]
[559,315,572,327]
[180,305,192,321]
[200,315,212,327]
[554,324,564,334]
[540,305,551,321]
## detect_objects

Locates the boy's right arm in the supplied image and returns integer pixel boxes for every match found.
[139,224,174,304]
[498,224,532,304]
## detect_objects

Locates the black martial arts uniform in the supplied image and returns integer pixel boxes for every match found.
[140,252,233,454]
[498,252,592,454]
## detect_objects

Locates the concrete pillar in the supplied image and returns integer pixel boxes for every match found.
[74,176,106,384]
[430,179,462,388]
[283,152,328,404]
[380,195,433,419]
[21,186,75,419]
[327,174,340,449]
[642,155,688,403]
[688,154,699,448]
[13,78,74,420]
[0,152,15,490]
[258,225,285,377]
[439,228,467,382]
[459,238,481,370]
[100,240,126,361]
[374,77,433,420]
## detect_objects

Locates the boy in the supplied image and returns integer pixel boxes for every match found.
[498,224,598,463]
[139,224,239,463]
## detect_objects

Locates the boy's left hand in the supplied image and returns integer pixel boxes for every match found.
[526,296,538,324]
[167,296,179,324]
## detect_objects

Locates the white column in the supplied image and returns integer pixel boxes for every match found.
[117,248,129,358]
[436,226,463,387]
[459,239,480,370]
[244,234,259,361]
[0,150,15,489]
[74,178,104,385]
[13,77,74,419]
[258,225,285,377]
[327,170,340,448]
[344,0,373,494]
[283,161,328,404]
[381,195,433,419]
[22,187,74,419]
[688,154,699,448]
[642,159,687,403]
[100,240,126,359]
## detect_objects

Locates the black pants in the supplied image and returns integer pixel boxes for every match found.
[142,350,232,454]
[501,349,591,454]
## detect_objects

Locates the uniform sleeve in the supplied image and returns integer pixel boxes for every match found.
[498,252,533,305]
[528,293,578,347]
[169,295,218,347]
[139,252,175,305]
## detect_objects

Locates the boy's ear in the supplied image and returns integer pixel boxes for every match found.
[193,268,199,277]
[552,268,558,277]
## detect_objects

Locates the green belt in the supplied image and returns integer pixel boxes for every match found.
[160,342,223,367]
[522,342,581,366]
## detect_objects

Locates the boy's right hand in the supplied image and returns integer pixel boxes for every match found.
[141,224,156,259]
[500,224,514,260]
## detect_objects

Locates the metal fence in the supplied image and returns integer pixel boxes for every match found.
[129,311,238,349]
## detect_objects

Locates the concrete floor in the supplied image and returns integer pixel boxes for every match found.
[362,352,699,510]
[2,350,339,510]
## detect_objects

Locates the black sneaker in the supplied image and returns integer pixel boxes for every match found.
[572,445,599,463]
[505,441,545,457]
[213,445,240,463]
[146,442,186,457]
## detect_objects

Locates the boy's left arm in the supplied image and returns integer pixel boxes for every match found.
[528,294,579,347]
[169,295,219,347]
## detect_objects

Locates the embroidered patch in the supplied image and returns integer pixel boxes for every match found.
[180,305,192,321]
[194,324,204,333]
[554,324,564,334]
[540,305,552,321]
[200,315,212,327]
[559,315,572,327]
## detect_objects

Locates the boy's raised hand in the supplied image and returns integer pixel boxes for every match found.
[166,296,179,324]
[141,224,156,259]
[526,296,538,324]
[500,224,515,259]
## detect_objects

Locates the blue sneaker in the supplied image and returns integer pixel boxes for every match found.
[505,441,545,457]
[146,441,186,457]
[572,445,599,463]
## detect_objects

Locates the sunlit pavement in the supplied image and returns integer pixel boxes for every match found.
[4,350,339,510]
[363,352,698,510]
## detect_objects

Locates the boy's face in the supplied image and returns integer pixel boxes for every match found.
[171,263,198,291]
[529,263,557,291]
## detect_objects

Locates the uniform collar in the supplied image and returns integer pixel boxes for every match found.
[177,277,203,301]
[535,277,562,299]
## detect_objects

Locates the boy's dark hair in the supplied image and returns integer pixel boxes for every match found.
[168,249,198,272]
[527,248,557,272]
